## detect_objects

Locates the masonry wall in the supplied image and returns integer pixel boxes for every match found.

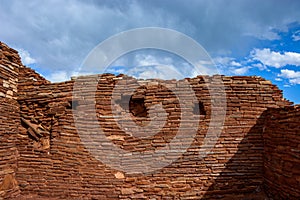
[0,42,299,199]
[263,106,300,199]
[15,71,292,199]
[0,42,21,198]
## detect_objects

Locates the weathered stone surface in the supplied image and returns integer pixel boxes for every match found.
[0,41,299,199]
[0,42,21,199]
[114,172,125,179]
[263,106,300,199]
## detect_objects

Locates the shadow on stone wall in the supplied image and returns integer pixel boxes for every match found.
[202,111,269,199]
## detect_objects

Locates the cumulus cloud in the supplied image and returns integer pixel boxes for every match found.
[232,66,250,75]
[133,54,174,68]
[1,0,300,78]
[230,61,242,67]
[213,57,235,66]
[110,53,180,79]
[0,0,190,73]
[251,63,268,71]
[251,48,300,68]
[279,69,300,79]
[108,52,183,79]
[278,69,300,85]
[45,71,69,83]
[290,78,300,84]
[17,48,36,65]
[129,65,183,80]
[108,49,216,79]
[213,56,249,75]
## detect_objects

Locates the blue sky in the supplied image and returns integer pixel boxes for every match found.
[0,0,300,103]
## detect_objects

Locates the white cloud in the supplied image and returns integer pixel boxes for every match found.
[251,48,300,68]
[213,57,234,66]
[45,71,69,83]
[70,71,94,78]
[0,0,191,74]
[233,66,250,75]
[279,69,300,79]
[17,48,36,65]
[251,63,268,71]
[110,53,184,79]
[109,50,213,79]
[230,61,242,67]
[292,30,300,41]
[213,56,243,67]
[129,65,183,80]
[213,56,248,75]
[275,77,282,81]
[1,0,300,78]
[278,69,300,85]
[290,78,300,84]
[133,54,173,67]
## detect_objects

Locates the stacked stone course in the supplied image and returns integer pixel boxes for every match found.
[263,106,300,199]
[0,42,299,199]
[0,42,22,199]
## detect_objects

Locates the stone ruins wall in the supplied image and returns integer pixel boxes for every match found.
[0,41,299,199]
[263,106,300,199]
[15,72,292,199]
[0,42,21,198]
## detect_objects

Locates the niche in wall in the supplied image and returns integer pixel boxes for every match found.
[193,102,206,116]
